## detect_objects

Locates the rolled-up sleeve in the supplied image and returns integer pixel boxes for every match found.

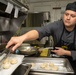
[35,26,51,40]
[35,22,56,40]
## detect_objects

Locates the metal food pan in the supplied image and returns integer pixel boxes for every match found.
[12,64,31,75]
[23,58,74,74]
[18,46,37,55]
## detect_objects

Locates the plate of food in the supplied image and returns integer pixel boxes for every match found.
[0,54,24,75]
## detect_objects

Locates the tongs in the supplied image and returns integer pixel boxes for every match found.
[0,46,13,61]
[0,46,11,54]
[0,49,10,56]
[5,48,12,58]
[0,48,12,70]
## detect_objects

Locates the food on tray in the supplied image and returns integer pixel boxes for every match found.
[49,62,54,67]
[2,58,18,69]
[40,63,48,68]
[31,63,35,67]
[51,65,58,71]
[28,62,58,71]
[3,58,9,64]
[3,62,11,69]
[10,58,18,64]
[44,66,51,70]
[39,62,58,71]
[40,63,51,70]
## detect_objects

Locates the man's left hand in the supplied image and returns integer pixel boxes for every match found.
[51,47,71,56]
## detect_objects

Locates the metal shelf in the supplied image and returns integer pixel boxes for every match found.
[0,31,10,35]
[0,0,29,18]
[6,0,29,10]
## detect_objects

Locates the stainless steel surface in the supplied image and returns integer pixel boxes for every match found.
[23,57,74,74]
[12,64,31,75]
[0,0,28,42]
[29,72,63,75]
[18,45,37,55]
[23,64,31,75]
[26,0,70,3]
[6,0,29,10]
[0,15,27,43]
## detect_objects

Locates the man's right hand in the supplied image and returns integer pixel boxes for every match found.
[6,36,23,51]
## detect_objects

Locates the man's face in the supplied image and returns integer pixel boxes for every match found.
[63,10,76,27]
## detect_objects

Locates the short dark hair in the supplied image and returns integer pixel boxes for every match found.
[66,2,76,12]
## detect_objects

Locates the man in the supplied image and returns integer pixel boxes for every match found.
[6,1,76,74]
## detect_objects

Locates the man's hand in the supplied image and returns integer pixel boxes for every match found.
[6,36,23,51]
[51,47,71,56]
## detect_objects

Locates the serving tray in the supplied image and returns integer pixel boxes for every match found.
[0,54,24,75]
[23,57,74,74]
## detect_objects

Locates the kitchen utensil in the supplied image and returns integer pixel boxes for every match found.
[0,48,11,60]
[18,45,37,55]
[0,49,12,70]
